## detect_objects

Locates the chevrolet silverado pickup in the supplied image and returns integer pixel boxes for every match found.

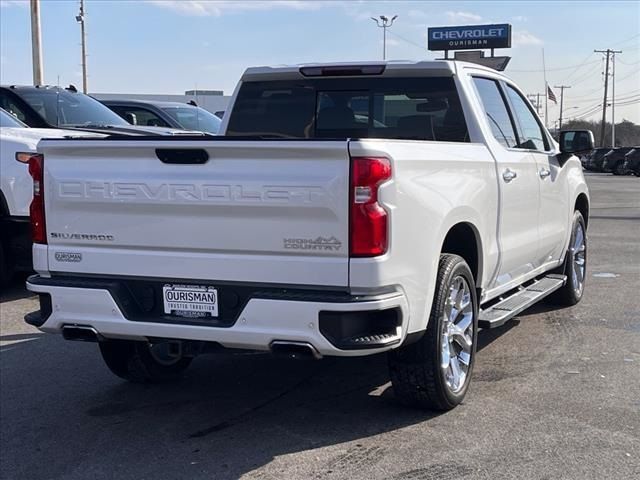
[25,61,592,410]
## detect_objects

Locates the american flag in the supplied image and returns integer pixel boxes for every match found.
[547,85,557,104]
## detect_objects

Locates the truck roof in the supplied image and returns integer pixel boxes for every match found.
[241,60,504,82]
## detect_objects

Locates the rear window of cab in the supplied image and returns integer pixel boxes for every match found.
[226,77,469,142]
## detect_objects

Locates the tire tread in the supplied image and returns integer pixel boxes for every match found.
[388,254,477,411]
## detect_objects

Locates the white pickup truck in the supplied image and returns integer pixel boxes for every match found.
[25,61,592,410]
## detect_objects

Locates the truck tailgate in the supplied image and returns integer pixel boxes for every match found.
[39,139,350,287]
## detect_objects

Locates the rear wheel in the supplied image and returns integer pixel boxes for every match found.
[99,339,193,383]
[388,254,478,410]
[613,162,627,175]
[547,211,587,306]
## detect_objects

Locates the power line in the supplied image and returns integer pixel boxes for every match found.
[508,59,600,73]
[617,58,640,66]
[616,69,640,83]
[386,29,427,53]
[563,63,602,87]
[558,52,596,83]
[611,33,640,47]
[567,92,640,105]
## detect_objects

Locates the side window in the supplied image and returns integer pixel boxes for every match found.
[472,78,517,148]
[505,85,549,151]
[0,93,29,124]
[112,107,168,127]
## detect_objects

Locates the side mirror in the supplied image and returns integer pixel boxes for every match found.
[559,130,594,154]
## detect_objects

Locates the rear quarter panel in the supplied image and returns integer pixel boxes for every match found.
[349,139,498,334]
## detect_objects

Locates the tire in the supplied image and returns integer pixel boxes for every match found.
[547,211,587,306]
[99,339,192,383]
[0,239,13,290]
[388,254,478,411]
[613,162,626,176]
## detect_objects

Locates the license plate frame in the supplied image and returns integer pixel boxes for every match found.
[162,284,218,318]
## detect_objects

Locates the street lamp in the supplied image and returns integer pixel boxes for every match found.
[76,0,88,93]
[371,15,397,60]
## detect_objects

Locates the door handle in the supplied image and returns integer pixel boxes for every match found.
[502,168,517,183]
[539,168,551,179]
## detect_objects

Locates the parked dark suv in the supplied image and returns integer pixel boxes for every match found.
[601,147,636,175]
[622,148,640,177]
[583,147,613,172]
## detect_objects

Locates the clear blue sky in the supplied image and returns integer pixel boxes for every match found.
[1,0,639,125]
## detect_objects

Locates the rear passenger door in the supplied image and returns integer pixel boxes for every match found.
[503,84,569,266]
[472,77,540,289]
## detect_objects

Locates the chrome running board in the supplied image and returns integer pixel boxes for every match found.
[478,274,566,329]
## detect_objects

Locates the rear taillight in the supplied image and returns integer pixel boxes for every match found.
[350,157,391,257]
[27,154,46,244]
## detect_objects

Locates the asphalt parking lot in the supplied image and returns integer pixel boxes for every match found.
[1,173,638,480]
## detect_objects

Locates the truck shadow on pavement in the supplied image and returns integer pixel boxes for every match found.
[0,332,453,480]
[0,274,34,303]
[0,283,546,480]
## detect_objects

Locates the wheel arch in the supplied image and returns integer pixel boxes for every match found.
[575,192,590,227]
[0,190,8,217]
[440,222,483,287]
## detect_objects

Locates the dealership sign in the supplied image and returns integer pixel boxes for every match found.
[428,24,512,51]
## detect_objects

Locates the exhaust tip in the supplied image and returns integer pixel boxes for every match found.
[270,341,322,360]
[62,325,101,342]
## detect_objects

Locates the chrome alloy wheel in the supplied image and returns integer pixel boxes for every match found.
[570,222,586,296]
[441,275,474,394]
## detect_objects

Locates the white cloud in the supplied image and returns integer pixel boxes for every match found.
[147,0,323,17]
[512,15,528,22]
[0,0,28,8]
[445,11,482,23]
[513,30,543,46]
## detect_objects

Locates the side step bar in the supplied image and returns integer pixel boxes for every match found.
[478,274,566,329]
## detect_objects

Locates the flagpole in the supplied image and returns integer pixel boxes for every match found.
[542,48,548,129]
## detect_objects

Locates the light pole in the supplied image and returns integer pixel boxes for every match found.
[30,0,43,85]
[371,15,397,60]
[76,0,88,93]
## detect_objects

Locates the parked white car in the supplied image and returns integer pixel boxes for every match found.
[26,61,591,410]
[0,108,103,286]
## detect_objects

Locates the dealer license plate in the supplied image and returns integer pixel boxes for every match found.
[162,284,218,318]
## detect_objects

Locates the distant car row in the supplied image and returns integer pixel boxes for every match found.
[0,84,221,135]
[582,146,640,176]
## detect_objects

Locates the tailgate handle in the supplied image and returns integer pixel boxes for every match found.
[155,149,209,164]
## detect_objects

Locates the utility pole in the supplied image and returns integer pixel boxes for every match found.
[371,15,397,60]
[76,0,88,93]
[554,85,571,130]
[527,93,544,116]
[594,48,621,147]
[30,0,43,85]
[611,52,619,147]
